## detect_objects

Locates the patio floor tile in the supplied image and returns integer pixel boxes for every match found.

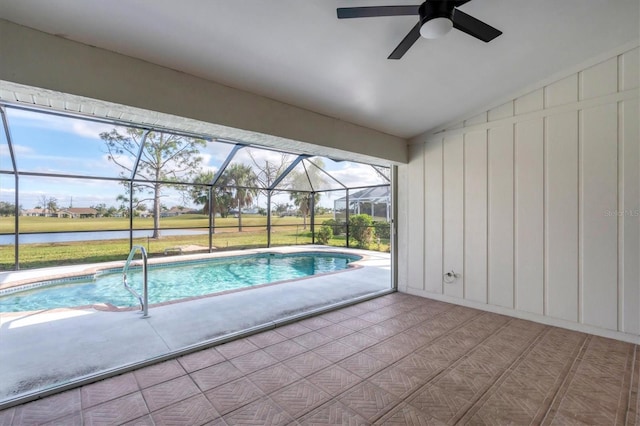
[2,293,638,425]
[142,375,200,412]
[81,372,139,409]
[204,377,264,415]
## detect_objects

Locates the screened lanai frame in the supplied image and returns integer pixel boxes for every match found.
[0,103,391,270]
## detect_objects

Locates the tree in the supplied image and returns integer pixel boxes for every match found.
[115,194,142,218]
[224,164,258,232]
[0,201,15,216]
[248,150,290,198]
[91,203,107,217]
[274,202,291,216]
[289,190,317,229]
[136,204,148,216]
[287,172,322,230]
[38,195,58,216]
[106,206,118,217]
[188,171,233,219]
[287,159,327,229]
[101,128,206,238]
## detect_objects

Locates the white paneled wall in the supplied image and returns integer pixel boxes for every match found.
[400,45,640,343]
[424,141,443,294]
[407,144,425,293]
[488,125,514,309]
[515,119,544,315]
[443,135,464,299]
[464,130,487,304]
[546,111,579,323]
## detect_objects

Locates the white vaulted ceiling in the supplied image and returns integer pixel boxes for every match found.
[0,0,638,139]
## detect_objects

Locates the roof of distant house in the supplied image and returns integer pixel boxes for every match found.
[62,208,98,214]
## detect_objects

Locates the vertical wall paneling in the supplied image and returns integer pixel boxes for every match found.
[488,125,515,308]
[407,143,425,291]
[488,101,514,121]
[515,89,544,115]
[424,139,444,294]
[622,99,639,334]
[396,163,409,291]
[443,135,464,298]
[464,130,488,303]
[545,74,578,108]
[515,119,544,314]
[580,57,618,100]
[545,111,579,322]
[464,112,488,127]
[581,104,618,330]
[620,47,639,90]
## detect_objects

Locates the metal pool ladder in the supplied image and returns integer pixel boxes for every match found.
[123,245,149,318]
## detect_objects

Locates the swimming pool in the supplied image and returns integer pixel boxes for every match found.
[0,252,361,312]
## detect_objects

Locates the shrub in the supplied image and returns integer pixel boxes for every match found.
[322,219,345,236]
[373,220,390,240]
[348,214,374,248]
[316,225,333,244]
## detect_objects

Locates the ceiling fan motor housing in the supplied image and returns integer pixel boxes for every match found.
[419,0,455,23]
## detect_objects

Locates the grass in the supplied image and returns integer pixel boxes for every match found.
[0,214,390,270]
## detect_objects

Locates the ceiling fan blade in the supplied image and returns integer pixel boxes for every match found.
[453,0,474,7]
[337,6,419,19]
[388,22,421,60]
[452,9,502,42]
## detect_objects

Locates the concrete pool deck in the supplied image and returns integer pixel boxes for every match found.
[0,246,391,406]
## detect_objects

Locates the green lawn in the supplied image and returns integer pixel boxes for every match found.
[0,214,390,270]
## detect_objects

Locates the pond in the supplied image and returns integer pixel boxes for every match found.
[0,229,209,245]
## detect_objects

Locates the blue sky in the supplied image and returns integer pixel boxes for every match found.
[0,108,389,210]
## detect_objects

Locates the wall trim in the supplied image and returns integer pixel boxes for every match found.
[403,287,640,345]
[417,88,638,145]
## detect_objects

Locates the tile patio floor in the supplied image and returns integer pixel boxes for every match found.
[0,293,638,425]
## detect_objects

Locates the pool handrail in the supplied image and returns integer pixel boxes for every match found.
[122,245,149,318]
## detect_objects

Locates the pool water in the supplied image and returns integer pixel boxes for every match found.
[0,252,360,312]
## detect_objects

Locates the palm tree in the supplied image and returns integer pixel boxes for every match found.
[189,172,230,216]
[289,191,320,229]
[224,164,258,232]
[287,165,324,230]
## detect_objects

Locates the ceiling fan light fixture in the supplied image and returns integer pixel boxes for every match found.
[420,16,453,39]
[418,1,455,39]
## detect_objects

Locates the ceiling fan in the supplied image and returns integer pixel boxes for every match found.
[337,0,502,59]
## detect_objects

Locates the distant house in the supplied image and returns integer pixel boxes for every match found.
[334,186,391,222]
[57,208,98,218]
[230,207,259,216]
[21,208,46,217]
[160,206,191,218]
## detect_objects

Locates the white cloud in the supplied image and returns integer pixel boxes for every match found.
[201,165,219,175]
[325,163,385,188]
[0,187,16,203]
[7,108,115,140]
[70,120,114,139]
[0,143,34,157]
